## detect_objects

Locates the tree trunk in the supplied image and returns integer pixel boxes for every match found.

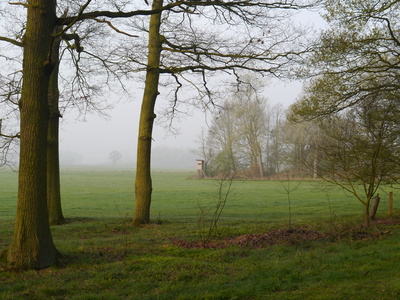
[313,145,318,179]
[257,144,264,179]
[7,0,59,269]
[47,30,66,225]
[364,202,371,227]
[133,0,163,226]
[369,194,380,220]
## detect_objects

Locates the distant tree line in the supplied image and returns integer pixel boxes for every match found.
[197,77,318,179]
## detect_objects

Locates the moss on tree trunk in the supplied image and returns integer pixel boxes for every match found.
[7,0,59,269]
[47,27,66,226]
[133,0,163,226]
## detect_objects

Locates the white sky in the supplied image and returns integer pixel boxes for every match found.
[58,8,326,166]
[59,79,303,165]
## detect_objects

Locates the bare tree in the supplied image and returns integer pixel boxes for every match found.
[205,80,269,178]
[207,99,239,176]
[265,103,286,175]
[130,0,315,225]
[109,150,122,165]
[234,82,268,178]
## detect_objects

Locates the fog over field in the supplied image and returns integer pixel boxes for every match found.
[59,80,303,168]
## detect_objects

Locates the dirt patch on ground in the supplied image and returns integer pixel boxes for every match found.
[229,229,325,248]
[371,217,400,226]
[173,217,400,249]
[173,228,325,249]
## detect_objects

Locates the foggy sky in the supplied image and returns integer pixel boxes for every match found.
[59,80,303,167]
[58,10,324,167]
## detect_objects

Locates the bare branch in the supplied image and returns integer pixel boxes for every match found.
[92,18,139,38]
[58,0,310,25]
[371,16,400,47]
[55,0,92,38]
[9,2,28,7]
[62,33,84,52]
[0,36,23,47]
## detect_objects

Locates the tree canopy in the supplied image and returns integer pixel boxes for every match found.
[292,0,400,117]
[289,0,400,225]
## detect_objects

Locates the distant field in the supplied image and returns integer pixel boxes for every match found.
[0,166,394,223]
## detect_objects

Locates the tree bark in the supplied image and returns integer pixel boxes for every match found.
[7,0,59,269]
[257,144,264,179]
[364,201,371,227]
[369,194,380,220]
[388,192,393,216]
[47,29,66,225]
[133,0,163,226]
[312,145,318,179]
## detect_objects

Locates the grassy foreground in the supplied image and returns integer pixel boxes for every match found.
[1,167,400,299]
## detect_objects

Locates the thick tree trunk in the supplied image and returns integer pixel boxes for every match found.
[133,0,163,226]
[7,0,59,269]
[47,32,66,225]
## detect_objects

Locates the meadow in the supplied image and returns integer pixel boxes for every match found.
[1,167,400,299]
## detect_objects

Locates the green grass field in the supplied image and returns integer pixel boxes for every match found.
[1,167,400,299]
